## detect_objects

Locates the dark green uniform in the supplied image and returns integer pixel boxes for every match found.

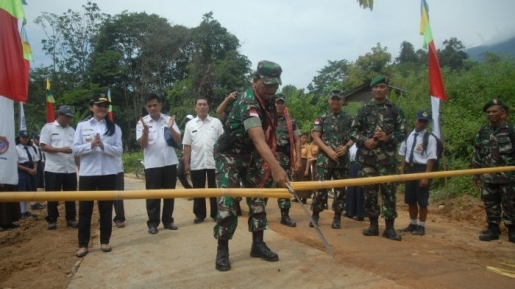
[213,87,275,240]
[349,99,407,219]
[472,121,515,227]
[274,114,301,209]
[311,110,354,213]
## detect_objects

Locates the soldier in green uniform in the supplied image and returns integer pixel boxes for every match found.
[213,61,289,271]
[349,75,407,241]
[472,99,515,243]
[310,89,354,229]
[272,93,302,227]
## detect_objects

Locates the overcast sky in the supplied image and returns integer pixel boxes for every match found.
[22,0,515,89]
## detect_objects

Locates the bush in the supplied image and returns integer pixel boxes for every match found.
[122,151,144,173]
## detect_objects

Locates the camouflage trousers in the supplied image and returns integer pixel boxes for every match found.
[267,153,292,210]
[311,165,347,213]
[359,165,398,220]
[481,181,515,226]
[213,153,269,240]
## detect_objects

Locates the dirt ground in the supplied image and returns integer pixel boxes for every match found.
[1,180,514,288]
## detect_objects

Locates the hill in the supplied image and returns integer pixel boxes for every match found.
[467,36,515,60]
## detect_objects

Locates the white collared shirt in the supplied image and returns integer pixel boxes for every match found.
[16,143,38,164]
[399,129,437,164]
[136,113,180,169]
[40,120,76,174]
[73,119,123,176]
[182,115,223,170]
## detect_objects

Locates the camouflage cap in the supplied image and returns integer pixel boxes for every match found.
[275,93,286,102]
[90,93,110,105]
[483,98,509,112]
[330,89,343,99]
[370,75,389,87]
[416,109,432,121]
[257,60,282,85]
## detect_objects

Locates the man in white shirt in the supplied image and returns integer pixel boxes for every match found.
[136,93,181,234]
[183,97,223,224]
[40,105,79,230]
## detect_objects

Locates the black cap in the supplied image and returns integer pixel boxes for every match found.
[90,93,110,105]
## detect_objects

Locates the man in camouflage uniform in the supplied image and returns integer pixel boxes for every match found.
[472,99,515,243]
[310,89,354,229]
[213,60,289,271]
[349,75,407,241]
[271,93,302,227]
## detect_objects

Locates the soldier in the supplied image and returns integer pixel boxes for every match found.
[213,60,289,271]
[271,93,302,227]
[310,89,354,229]
[349,75,407,241]
[472,99,515,243]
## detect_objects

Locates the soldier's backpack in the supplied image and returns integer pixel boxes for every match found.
[421,132,444,171]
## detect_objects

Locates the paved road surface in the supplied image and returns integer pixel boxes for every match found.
[67,176,404,289]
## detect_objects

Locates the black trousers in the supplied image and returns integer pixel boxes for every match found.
[78,175,115,248]
[113,172,125,222]
[145,165,177,228]
[191,169,217,220]
[45,171,77,223]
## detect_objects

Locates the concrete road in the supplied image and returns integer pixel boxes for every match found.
[67,176,404,289]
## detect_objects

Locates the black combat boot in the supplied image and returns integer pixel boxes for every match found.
[308,211,319,228]
[479,223,500,241]
[331,211,342,229]
[507,225,515,243]
[280,208,297,227]
[382,219,402,241]
[215,240,231,271]
[250,231,279,261]
[362,217,379,236]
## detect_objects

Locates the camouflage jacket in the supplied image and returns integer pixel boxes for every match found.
[214,87,275,155]
[312,110,354,168]
[471,121,515,183]
[276,114,301,155]
[349,99,407,167]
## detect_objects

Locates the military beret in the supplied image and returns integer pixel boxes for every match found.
[482,99,509,112]
[256,60,282,85]
[370,75,389,87]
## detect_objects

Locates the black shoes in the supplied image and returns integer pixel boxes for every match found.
[479,224,501,241]
[194,217,205,224]
[331,216,341,229]
[280,209,296,227]
[48,223,57,230]
[215,240,231,271]
[412,225,425,236]
[67,220,79,228]
[363,217,379,236]
[399,223,418,233]
[250,242,279,261]
[148,227,158,234]
[308,212,319,228]
[164,223,178,230]
[382,219,402,241]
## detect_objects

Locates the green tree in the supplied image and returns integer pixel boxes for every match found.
[438,37,469,70]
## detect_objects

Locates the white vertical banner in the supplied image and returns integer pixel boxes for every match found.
[431,96,441,138]
[19,102,27,131]
[0,96,19,185]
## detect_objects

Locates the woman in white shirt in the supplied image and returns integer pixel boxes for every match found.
[73,93,123,258]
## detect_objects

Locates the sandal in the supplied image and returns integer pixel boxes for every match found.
[76,248,88,258]
[101,244,112,252]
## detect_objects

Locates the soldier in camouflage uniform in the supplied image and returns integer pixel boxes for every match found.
[270,93,302,227]
[349,75,407,241]
[213,61,289,271]
[310,89,354,229]
[472,99,515,243]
